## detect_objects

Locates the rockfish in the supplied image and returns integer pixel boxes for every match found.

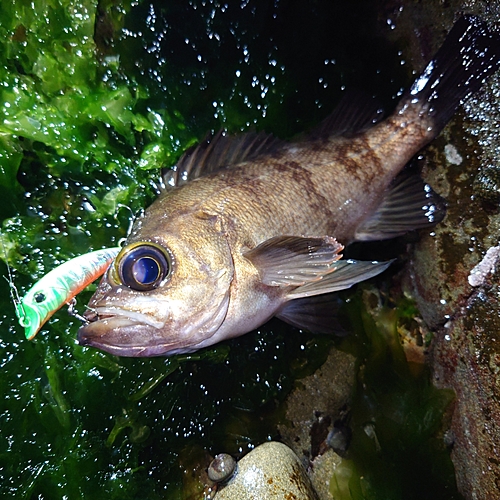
[79,16,500,356]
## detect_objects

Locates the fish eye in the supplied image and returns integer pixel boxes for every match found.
[115,242,171,291]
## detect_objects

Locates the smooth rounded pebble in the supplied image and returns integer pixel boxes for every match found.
[208,453,237,483]
[214,441,317,500]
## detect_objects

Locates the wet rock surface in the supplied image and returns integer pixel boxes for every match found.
[387,1,500,498]
[432,270,500,497]
[213,441,318,500]
[278,348,355,499]
[277,348,355,458]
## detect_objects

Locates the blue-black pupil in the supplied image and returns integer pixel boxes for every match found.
[119,244,170,291]
[132,257,160,285]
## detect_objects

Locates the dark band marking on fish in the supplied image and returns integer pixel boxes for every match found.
[279,159,336,221]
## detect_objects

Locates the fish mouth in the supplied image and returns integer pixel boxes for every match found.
[77,307,177,357]
[78,287,231,357]
[83,307,166,329]
[78,320,186,357]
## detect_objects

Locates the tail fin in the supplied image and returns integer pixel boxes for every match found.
[398,15,500,132]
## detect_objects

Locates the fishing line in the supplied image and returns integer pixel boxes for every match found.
[82,303,99,321]
[0,233,27,325]
[115,203,143,245]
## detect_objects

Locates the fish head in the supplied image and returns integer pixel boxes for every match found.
[78,215,234,356]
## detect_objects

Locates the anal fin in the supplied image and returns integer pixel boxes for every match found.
[276,293,346,335]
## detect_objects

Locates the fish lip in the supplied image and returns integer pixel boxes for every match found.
[84,307,166,329]
[77,315,179,357]
[77,308,171,357]
[78,333,180,357]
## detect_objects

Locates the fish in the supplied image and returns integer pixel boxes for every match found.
[17,247,120,340]
[78,16,500,357]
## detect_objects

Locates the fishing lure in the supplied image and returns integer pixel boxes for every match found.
[15,247,121,340]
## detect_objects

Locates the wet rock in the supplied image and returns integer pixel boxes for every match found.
[431,270,500,497]
[277,346,355,499]
[277,348,355,458]
[473,165,500,205]
[307,449,343,500]
[208,453,237,484]
[389,1,500,498]
[213,441,318,500]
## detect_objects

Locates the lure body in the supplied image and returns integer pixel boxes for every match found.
[17,247,120,340]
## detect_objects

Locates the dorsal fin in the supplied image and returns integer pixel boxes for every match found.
[308,91,384,140]
[162,130,285,189]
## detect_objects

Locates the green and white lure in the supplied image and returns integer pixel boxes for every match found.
[14,247,120,340]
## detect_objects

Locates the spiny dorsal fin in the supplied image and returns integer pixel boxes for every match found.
[308,91,384,140]
[162,130,285,189]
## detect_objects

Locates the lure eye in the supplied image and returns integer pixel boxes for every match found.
[34,292,46,303]
[115,243,171,291]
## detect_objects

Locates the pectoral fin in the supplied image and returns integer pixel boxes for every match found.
[276,259,393,333]
[243,235,344,286]
[285,259,394,299]
[245,236,392,333]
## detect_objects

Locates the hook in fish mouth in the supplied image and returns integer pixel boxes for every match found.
[67,298,89,325]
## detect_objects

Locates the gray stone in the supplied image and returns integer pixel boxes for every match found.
[278,347,355,499]
[214,441,318,500]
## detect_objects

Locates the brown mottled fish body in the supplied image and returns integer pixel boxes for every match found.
[79,16,500,356]
[142,93,434,243]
